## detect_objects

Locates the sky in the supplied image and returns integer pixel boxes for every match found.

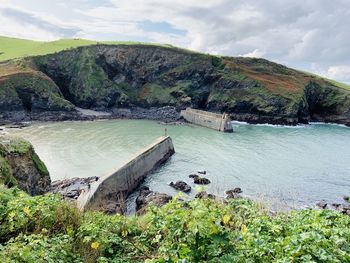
[0,0,349,84]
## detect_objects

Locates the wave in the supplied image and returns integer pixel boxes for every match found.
[232,120,349,129]
[254,123,307,128]
[231,120,307,129]
[309,122,349,128]
[231,120,249,125]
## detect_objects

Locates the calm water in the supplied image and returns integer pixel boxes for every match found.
[9,120,350,210]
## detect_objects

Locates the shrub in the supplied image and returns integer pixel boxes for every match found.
[0,191,82,242]
[0,186,350,262]
[0,233,81,262]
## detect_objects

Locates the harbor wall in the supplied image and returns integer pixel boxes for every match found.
[77,136,175,212]
[181,108,233,132]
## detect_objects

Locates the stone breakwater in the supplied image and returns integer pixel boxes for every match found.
[181,108,233,132]
[77,136,175,213]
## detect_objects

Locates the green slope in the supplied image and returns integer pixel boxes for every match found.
[299,70,350,91]
[0,36,173,62]
[1,36,349,91]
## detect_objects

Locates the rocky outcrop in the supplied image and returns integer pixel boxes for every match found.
[189,174,211,185]
[195,191,217,200]
[50,176,100,200]
[136,186,172,215]
[0,136,51,195]
[225,188,243,199]
[169,181,191,193]
[316,200,350,216]
[0,45,349,126]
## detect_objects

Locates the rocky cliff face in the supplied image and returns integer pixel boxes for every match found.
[0,136,51,195]
[0,44,349,125]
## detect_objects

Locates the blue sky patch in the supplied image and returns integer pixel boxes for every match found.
[140,20,186,35]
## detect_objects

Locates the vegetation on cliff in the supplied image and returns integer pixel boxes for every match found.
[0,36,350,125]
[0,137,51,195]
[0,36,174,62]
[0,186,349,262]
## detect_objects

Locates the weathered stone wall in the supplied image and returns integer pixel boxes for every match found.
[77,136,175,213]
[181,108,233,132]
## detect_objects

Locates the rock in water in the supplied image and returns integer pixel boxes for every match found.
[136,187,172,215]
[0,136,51,195]
[188,174,211,185]
[316,201,328,209]
[194,177,211,185]
[169,181,191,193]
[195,191,216,200]
[225,188,243,199]
[226,188,243,195]
[198,170,206,175]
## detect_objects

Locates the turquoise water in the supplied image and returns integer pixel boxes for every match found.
[9,120,350,210]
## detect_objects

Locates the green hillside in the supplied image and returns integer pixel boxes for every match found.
[0,36,349,126]
[0,36,173,62]
[1,36,349,92]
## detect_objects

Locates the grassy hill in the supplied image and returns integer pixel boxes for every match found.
[0,36,349,126]
[1,36,349,92]
[0,36,174,62]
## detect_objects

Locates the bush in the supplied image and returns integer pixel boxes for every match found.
[0,191,81,242]
[0,186,350,262]
[0,233,81,263]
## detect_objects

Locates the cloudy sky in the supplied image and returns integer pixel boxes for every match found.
[1,0,349,83]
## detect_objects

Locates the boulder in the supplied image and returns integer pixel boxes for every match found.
[51,176,99,200]
[316,201,327,209]
[188,174,211,185]
[225,188,243,199]
[169,181,191,193]
[226,188,242,194]
[195,191,216,200]
[194,177,211,185]
[136,187,172,215]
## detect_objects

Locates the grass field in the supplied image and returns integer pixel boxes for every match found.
[0,36,174,62]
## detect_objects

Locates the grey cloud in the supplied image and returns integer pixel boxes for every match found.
[165,0,349,81]
[0,7,80,37]
[1,0,349,83]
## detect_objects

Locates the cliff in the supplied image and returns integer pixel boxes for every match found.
[0,136,51,195]
[0,43,349,125]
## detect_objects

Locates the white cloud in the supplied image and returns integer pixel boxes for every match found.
[323,66,350,82]
[0,0,349,83]
[0,13,60,40]
[241,49,265,58]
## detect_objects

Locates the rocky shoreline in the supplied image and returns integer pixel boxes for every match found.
[49,172,350,217]
[0,106,183,124]
[2,106,349,128]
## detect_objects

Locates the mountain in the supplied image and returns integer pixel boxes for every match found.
[0,37,349,125]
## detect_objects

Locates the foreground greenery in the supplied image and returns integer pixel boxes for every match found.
[0,186,349,262]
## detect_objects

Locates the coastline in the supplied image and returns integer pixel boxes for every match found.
[1,106,349,129]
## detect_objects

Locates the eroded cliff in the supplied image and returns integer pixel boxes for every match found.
[0,44,349,125]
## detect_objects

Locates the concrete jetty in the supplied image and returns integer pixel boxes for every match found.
[77,136,175,213]
[181,108,233,132]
